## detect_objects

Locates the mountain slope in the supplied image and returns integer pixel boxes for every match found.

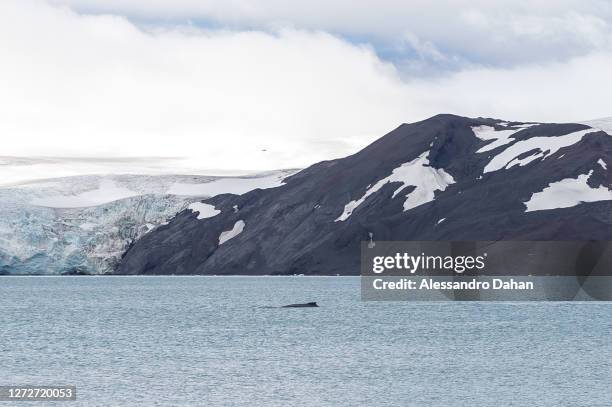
[117,114,612,275]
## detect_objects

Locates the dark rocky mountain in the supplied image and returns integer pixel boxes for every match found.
[117,114,612,275]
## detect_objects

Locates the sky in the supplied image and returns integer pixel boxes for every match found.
[1,0,612,172]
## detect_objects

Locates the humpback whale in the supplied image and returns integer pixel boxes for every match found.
[282,302,318,308]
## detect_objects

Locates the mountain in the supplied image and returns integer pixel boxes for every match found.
[117,114,612,275]
[0,171,293,274]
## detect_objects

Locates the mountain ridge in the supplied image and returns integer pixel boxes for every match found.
[116,114,612,275]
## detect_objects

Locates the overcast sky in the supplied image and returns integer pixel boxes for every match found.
[1,0,612,172]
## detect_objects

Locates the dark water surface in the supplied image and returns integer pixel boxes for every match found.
[1,276,611,406]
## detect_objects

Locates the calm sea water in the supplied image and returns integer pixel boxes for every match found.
[1,276,611,406]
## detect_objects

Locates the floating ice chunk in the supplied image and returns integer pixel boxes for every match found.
[484,128,598,173]
[598,159,607,170]
[219,220,245,245]
[335,151,455,221]
[524,171,612,212]
[188,202,220,219]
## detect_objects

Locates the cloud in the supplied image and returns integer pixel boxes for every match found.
[52,0,612,69]
[409,52,612,123]
[1,1,416,170]
[1,0,611,172]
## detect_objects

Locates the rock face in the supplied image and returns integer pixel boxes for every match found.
[117,114,612,275]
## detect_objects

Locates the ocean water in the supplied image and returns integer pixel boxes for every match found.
[1,276,611,406]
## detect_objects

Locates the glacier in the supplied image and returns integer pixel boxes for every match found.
[0,171,295,274]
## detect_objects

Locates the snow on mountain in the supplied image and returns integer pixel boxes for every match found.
[335,151,454,221]
[483,128,598,173]
[167,171,290,196]
[472,123,537,153]
[525,170,612,212]
[0,171,294,274]
[187,202,221,220]
[218,220,246,245]
[117,114,612,276]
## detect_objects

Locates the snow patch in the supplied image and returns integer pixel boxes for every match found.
[472,125,534,153]
[30,179,138,208]
[484,128,598,173]
[524,171,612,212]
[335,151,455,221]
[188,202,220,220]
[218,220,245,245]
[505,152,542,169]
